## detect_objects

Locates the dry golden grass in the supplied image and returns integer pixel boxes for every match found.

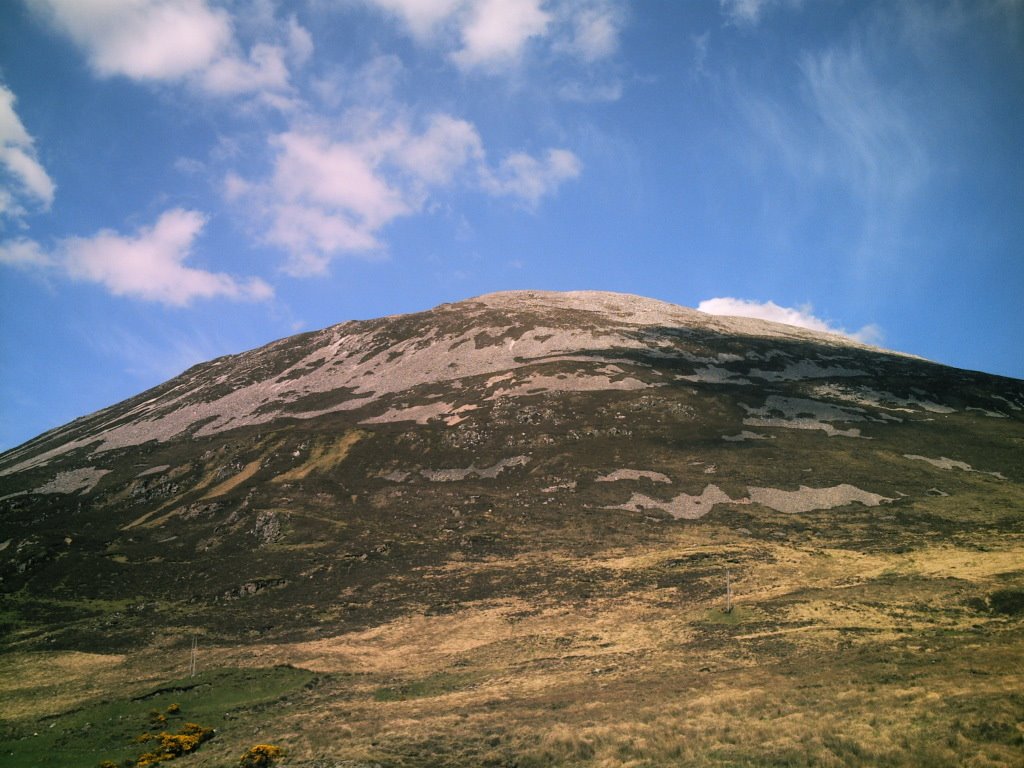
[129,439,291,528]
[5,524,1023,766]
[902,541,1024,580]
[202,457,265,499]
[0,652,129,719]
[273,430,365,482]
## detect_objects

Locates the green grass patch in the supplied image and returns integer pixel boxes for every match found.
[0,665,315,768]
[700,604,762,626]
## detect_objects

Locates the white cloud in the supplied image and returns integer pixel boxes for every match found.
[200,42,290,94]
[365,0,464,39]
[1,145,56,207]
[28,0,311,99]
[228,113,579,274]
[360,0,627,71]
[698,297,835,333]
[313,54,405,109]
[719,0,803,26]
[0,209,273,306]
[394,114,483,185]
[691,31,710,78]
[851,323,883,346]
[0,237,51,267]
[235,128,413,275]
[267,203,383,276]
[0,83,56,216]
[174,156,206,175]
[29,0,233,80]
[451,0,551,69]
[719,0,767,25]
[481,148,581,205]
[62,209,273,305]
[558,1,623,62]
[557,80,623,103]
[272,131,410,228]
[698,297,882,344]
[286,15,314,66]
[222,171,253,201]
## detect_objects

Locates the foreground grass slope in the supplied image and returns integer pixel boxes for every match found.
[3,513,1022,766]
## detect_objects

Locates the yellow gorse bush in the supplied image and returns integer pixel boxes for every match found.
[239,743,284,767]
[135,722,215,766]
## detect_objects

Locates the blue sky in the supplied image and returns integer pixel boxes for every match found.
[1,0,1022,450]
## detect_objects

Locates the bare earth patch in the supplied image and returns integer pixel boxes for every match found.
[31,467,110,495]
[607,483,891,518]
[136,465,170,477]
[748,484,892,514]
[596,469,672,483]
[361,401,457,425]
[608,485,736,519]
[741,396,867,438]
[419,456,530,482]
[904,454,1007,480]
[722,430,772,442]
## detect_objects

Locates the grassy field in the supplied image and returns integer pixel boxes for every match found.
[3,513,1021,767]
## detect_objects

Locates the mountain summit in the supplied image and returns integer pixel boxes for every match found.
[1,290,914,472]
[2,291,1023,767]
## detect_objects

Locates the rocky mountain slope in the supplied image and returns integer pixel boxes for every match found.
[1,290,1022,767]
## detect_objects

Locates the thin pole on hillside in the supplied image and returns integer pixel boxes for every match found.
[725,570,734,614]
[189,635,198,677]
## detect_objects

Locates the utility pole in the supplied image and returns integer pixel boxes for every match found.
[725,570,734,614]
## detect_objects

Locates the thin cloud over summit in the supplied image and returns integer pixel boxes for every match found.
[698,298,883,345]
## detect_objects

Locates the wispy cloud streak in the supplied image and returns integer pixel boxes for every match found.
[736,28,930,266]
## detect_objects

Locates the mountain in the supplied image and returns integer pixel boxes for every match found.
[2,290,1023,768]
